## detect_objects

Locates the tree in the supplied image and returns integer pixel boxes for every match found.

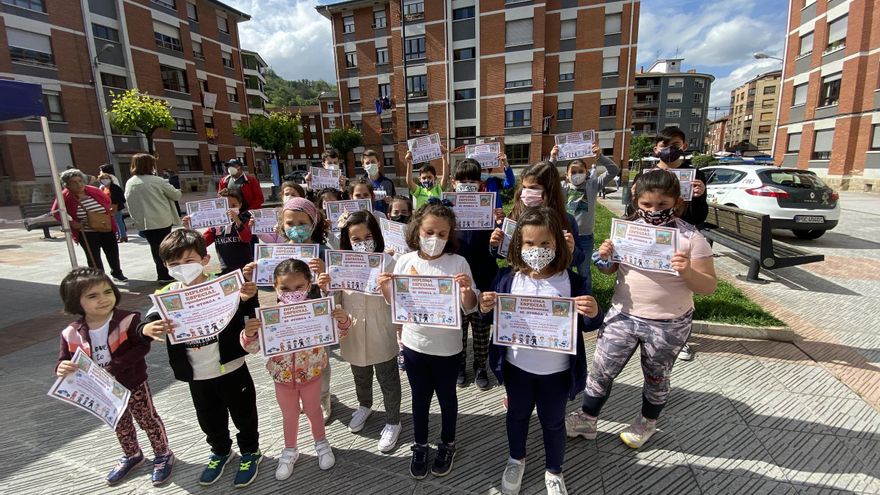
[105,89,174,154]
[327,126,364,172]
[234,110,302,160]
[629,134,655,164]
[691,153,718,169]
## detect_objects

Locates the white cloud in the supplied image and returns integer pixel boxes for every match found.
[224,0,336,81]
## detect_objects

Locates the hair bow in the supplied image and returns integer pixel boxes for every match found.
[336,210,351,230]
[426,197,454,208]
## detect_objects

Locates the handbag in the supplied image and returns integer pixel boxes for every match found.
[78,198,113,233]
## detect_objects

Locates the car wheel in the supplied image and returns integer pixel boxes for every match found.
[792,229,826,240]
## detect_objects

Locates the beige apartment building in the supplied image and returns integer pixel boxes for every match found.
[726,70,781,155]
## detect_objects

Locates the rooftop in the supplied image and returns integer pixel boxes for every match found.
[315,0,385,18]
[206,0,251,21]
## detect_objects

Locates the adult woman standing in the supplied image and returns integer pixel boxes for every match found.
[124,153,181,283]
[52,169,127,281]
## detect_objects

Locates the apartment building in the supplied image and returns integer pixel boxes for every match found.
[241,48,270,172]
[726,70,781,155]
[632,58,714,152]
[0,0,257,205]
[275,104,330,173]
[705,115,729,154]
[773,0,879,192]
[317,0,640,177]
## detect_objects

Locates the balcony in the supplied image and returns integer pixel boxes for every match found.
[632,113,657,123]
[632,100,657,108]
[634,84,659,93]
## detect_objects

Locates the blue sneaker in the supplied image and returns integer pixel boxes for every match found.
[199,453,231,486]
[151,452,174,486]
[106,451,145,486]
[233,451,262,488]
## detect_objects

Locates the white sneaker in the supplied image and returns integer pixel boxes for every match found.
[377,423,401,453]
[321,394,332,424]
[678,343,694,361]
[500,457,525,495]
[315,440,335,470]
[545,471,568,495]
[274,448,298,481]
[349,406,372,433]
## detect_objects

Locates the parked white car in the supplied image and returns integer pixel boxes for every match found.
[702,164,840,240]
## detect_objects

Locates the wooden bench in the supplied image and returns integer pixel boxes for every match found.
[20,202,61,239]
[702,204,824,283]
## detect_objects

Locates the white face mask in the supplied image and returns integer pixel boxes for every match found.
[100,179,112,186]
[419,236,446,257]
[168,262,204,285]
[364,162,379,177]
[455,182,479,193]
[521,247,555,273]
[351,239,375,253]
[570,173,587,186]
[282,195,295,203]
[325,163,340,170]
[227,166,239,176]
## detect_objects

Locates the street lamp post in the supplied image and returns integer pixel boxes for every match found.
[753,52,784,62]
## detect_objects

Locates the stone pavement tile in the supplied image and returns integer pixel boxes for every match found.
[692,467,799,495]
[807,397,880,439]
[838,437,880,477]
[315,460,418,494]
[699,355,789,391]
[662,380,744,425]
[723,388,831,435]
[762,362,864,400]
[739,339,826,365]
[598,453,699,495]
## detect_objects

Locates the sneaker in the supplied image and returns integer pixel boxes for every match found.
[151,452,174,486]
[500,457,525,495]
[545,471,568,495]
[106,451,145,486]
[409,444,429,479]
[315,440,335,470]
[474,368,490,391]
[156,277,175,285]
[397,350,405,371]
[377,423,402,453]
[565,410,598,440]
[678,343,695,362]
[199,452,231,486]
[274,448,298,481]
[321,393,332,424]
[456,365,467,388]
[111,273,128,282]
[348,406,372,433]
[233,451,262,488]
[431,442,456,477]
[620,415,657,449]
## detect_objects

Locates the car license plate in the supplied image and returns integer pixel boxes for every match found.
[795,215,824,224]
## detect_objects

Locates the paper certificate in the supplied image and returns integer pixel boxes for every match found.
[407,133,442,164]
[325,250,385,294]
[493,294,577,355]
[150,270,245,344]
[391,275,461,328]
[380,218,412,255]
[257,297,338,357]
[253,243,319,286]
[324,199,373,232]
[310,166,341,190]
[251,208,279,235]
[498,218,517,258]
[442,192,496,230]
[186,198,229,229]
[555,131,596,160]
[654,168,697,201]
[610,218,679,273]
[48,348,131,429]
[465,143,500,169]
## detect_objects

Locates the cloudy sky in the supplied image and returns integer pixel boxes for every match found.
[225,0,789,114]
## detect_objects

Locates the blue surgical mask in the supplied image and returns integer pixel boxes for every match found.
[480,173,490,182]
[421,179,434,189]
[285,225,312,243]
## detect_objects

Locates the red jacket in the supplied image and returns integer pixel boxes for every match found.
[52,185,117,244]
[218,173,264,210]
[56,309,150,390]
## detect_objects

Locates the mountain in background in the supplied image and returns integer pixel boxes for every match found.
[264,69,336,107]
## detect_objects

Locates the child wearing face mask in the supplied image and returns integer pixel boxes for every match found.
[139,229,263,488]
[347,179,388,220]
[218,159,264,211]
[480,207,603,495]
[316,211,402,453]
[281,181,306,203]
[241,259,350,480]
[552,144,620,284]
[480,152,516,209]
[360,149,396,214]
[405,149,448,210]
[182,188,253,275]
[98,172,128,243]
[565,170,716,451]
[376,203,479,480]
[388,195,413,225]
[305,149,348,191]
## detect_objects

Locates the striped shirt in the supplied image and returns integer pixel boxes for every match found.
[76,195,104,232]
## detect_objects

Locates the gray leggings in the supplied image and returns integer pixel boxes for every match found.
[582,307,692,420]
[351,357,402,424]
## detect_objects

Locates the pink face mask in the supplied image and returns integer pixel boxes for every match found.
[520,188,544,207]
[278,290,307,304]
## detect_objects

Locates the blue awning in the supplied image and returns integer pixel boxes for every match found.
[0,79,44,122]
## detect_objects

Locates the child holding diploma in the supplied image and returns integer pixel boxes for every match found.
[377,202,479,479]
[241,259,351,480]
[565,170,716,450]
[479,207,603,495]
[182,187,253,274]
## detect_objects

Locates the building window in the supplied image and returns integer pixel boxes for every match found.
[602,56,619,76]
[453,47,475,60]
[799,31,813,56]
[758,125,772,133]
[376,47,388,65]
[176,155,200,172]
[216,15,229,34]
[505,144,530,165]
[2,0,46,12]
[454,88,476,100]
[329,118,336,129]
[101,73,127,88]
[812,129,833,160]
[406,75,427,97]
[792,83,808,106]
[667,93,682,103]
[378,83,390,99]
[819,73,841,106]
[222,51,234,69]
[669,77,684,88]
[409,117,429,135]
[504,106,531,128]
[384,157,394,169]
[152,0,175,9]
[199,78,209,93]
[871,125,880,150]
[505,62,532,88]
[405,36,426,61]
[560,20,576,40]
[452,6,474,20]
[92,24,120,42]
[402,0,424,18]
[373,10,386,28]
[381,120,393,134]
[666,109,681,118]
[154,32,181,52]
[348,86,360,102]
[786,133,801,152]
[559,61,574,81]
[691,107,702,118]
[505,19,533,47]
[763,86,776,95]
[192,41,204,59]
[342,15,355,34]
[557,102,573,121]
[345,51,357,68]
[7,28,53,66]
[825,15,847,52]
[600,98,617,117]
[227,86,239,102]
[693,93,704,104]
[694,79,705,89]
[756,138,770,147]
[160,65,188,93]
[42,92,63,121]
[172,109,195,132]
[761,99,774,109]
[327,102,335,112]
[185,2,198,21]
[455,126,476,146]
[690,123,700,134]
[605,13,621,34]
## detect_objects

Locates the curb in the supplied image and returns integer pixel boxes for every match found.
[691,320,796,342]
